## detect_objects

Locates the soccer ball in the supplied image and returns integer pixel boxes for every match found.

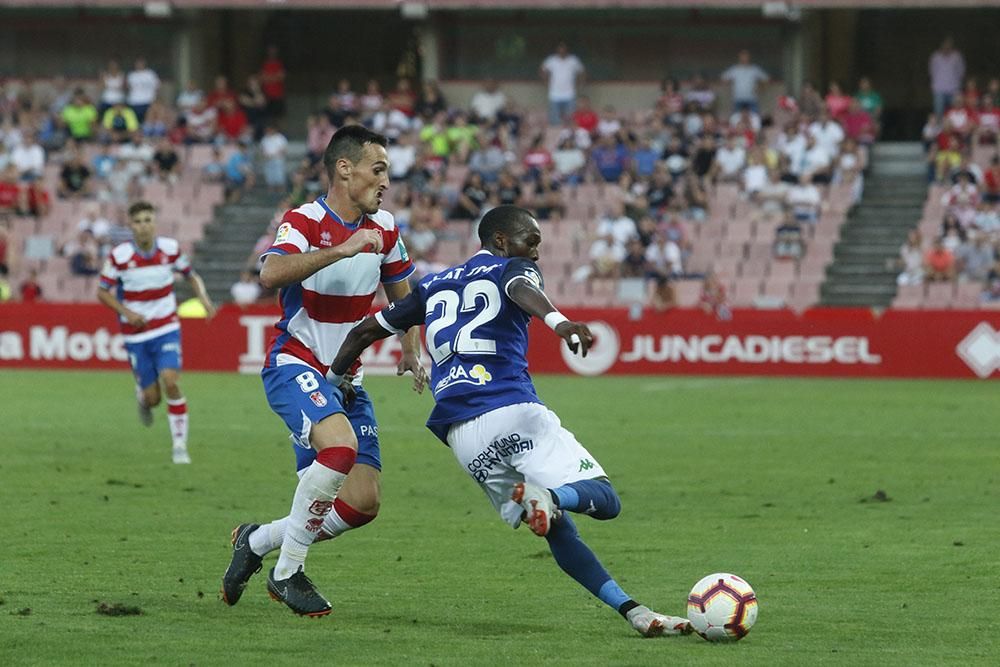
[686,573,758,641]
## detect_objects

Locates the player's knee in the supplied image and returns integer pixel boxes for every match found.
[595,478,621,520]
[311,415,358,451]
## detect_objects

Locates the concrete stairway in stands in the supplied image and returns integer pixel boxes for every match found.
[820,142,927,307]
[187,188,285,304]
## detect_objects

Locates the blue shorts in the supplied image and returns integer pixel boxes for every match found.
[126,329,182,389]
[261,363,381,473]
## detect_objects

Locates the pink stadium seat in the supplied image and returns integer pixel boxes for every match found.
[745,241,773,261]
[739,258,768,279]
[760,279,791,302]
[923,282,955,308]
[768,260,797,282]
[891,283,924,310]
[673,278,702,308]
[954,282,983,309]
[730,278,761,306]
[724,221,753,243]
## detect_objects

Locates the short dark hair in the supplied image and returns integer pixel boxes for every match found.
[322,125,388,177]
[477,205,534,246]
[128,201,155,218]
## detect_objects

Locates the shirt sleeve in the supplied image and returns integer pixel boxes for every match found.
[380,231,415,284]
[501,257,544,298]
[261,210,311,259]
[98,257,119,290]
[173,252,193,276]
[375,289,425,334]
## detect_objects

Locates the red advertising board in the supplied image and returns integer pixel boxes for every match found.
[1,304,998,379]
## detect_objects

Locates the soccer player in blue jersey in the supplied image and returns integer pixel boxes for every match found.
[328,205,692,637]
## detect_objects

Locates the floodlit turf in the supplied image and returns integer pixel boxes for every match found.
[1,370,997,665]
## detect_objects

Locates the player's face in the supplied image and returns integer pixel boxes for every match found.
[347,143,390,215]
[502,218,543,262]
[128,210,156,248]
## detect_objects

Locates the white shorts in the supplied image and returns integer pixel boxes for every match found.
[446,402,608,528]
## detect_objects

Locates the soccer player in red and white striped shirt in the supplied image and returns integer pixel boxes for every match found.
[97,201,216,464]
[220,125,425,616]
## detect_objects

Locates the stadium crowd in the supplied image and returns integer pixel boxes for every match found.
[2,40,997,308]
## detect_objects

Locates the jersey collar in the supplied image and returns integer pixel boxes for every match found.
[317,196,363,230]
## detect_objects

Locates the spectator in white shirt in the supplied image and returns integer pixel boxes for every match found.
[540,41,586,125]
[10,130,45,181]
[786,174,822,224]
[126,58,161,123]
[809,109,845,157]
[596,200,638,249]
[386,131,418,180]
[742,148,769,196]
[794,134,833,184]
[176,80,205,116]
[260,125,288,191]
[721,49,769,113]
[469,79,507,125]
[230,271,262,307]
[710,134,747,183]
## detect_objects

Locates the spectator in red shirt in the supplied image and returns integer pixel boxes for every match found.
[260,45,286,120]
[19,268,42,303]
[206,75,238,111]
[842,99,876,145]
[981,156,1000,203]
[217,98,249,141]
[944,94,978,142]
[522,134,554,178]
[387,78,417,117]
[825,81,853,122]
[923,237,956,282]
[0,166,21,215]
[977,94,999,145]
[571,95,599,135]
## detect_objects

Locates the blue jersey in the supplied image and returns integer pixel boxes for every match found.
[377,250,544,443]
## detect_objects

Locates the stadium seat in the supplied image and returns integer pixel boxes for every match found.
[923,282,955,308]
[891,283,924,309]
[730,278,761,306]
[673,278,703,308]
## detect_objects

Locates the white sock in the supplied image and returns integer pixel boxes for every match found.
[249,506,356,557]
[273,460,348,580]
[166,397,188,447]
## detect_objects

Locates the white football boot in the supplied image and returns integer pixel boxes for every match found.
[172,445,191,464]
[511,482,559,536]
[626,605,693,638]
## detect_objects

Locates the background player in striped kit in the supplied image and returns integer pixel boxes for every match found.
[221,125,426,616]
[97,200,216,464]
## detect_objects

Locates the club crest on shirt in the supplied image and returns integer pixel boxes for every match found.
[434,363,493,395]
[275,222,292,244]
[309,391,327,407]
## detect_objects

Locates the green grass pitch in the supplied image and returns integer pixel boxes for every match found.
[1,370,997,665]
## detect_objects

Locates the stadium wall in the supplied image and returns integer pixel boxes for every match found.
[2,304,998,379]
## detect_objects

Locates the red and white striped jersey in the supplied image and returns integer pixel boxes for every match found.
[262,196,414,381]
[99,237,192,343]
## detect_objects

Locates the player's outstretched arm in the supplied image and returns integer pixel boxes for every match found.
[508,279,593,357]
[186,270,217,319]
[259,228,384,290]
[328,317,394,385]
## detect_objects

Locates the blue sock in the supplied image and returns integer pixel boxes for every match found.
[551,479,621,520]
[545,513,631,611]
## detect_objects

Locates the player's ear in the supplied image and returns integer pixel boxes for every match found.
[336,157,352,178]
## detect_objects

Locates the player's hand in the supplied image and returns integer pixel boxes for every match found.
[341,229,384,257]
[555,321,593,357]
[338,378,357,409]
[398,351,428,394]
[124,309,147,329]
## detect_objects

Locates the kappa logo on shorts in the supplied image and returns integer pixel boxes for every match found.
[309,391,327,407]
